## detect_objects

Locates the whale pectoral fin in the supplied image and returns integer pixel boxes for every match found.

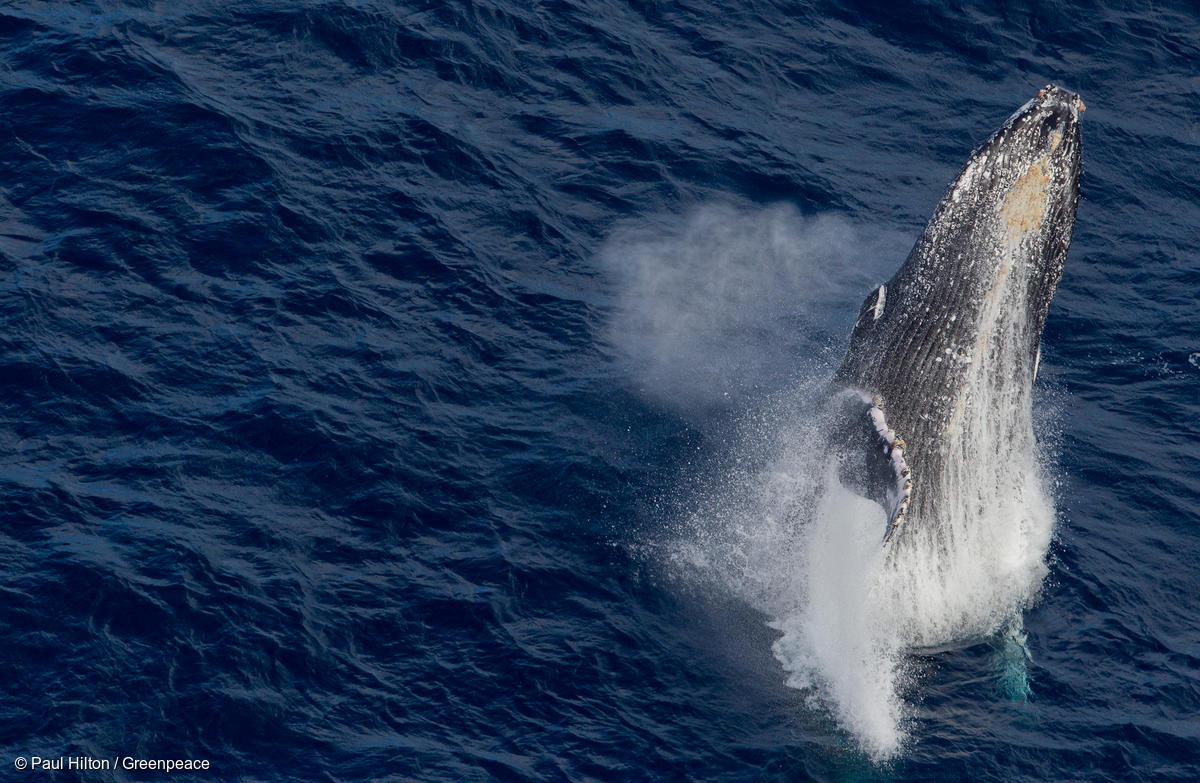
[830,392,912,542]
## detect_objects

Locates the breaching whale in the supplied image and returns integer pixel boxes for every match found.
[830,85,1083,552]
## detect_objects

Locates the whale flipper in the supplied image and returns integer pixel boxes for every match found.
[830,391,913,542]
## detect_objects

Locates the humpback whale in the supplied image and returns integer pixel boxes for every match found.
[830,85,1083,554]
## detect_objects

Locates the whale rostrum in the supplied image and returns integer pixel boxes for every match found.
[832,85,1083,547]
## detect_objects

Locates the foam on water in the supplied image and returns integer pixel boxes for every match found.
[607,205,1057,760]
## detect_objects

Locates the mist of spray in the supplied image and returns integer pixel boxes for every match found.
[602,205,1056,761]
[601,204,885,414]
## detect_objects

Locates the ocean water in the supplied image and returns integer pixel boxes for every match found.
[2,1,1198,781]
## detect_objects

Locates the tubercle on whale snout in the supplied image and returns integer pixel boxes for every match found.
[1036,84,1086,114]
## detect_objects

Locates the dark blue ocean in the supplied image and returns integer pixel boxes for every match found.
[3,1,1198,780]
